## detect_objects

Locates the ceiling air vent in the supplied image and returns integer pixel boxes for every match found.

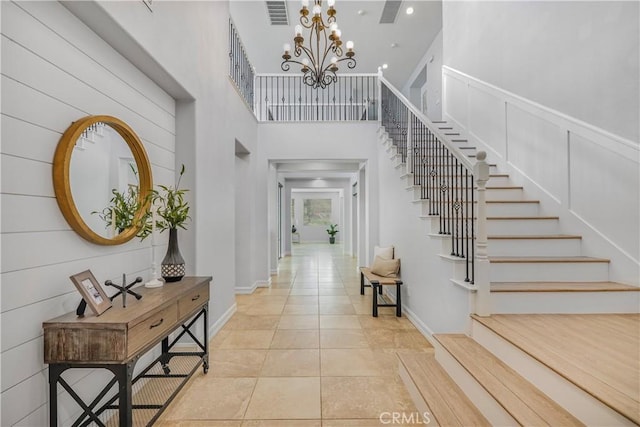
[379,0,402,24]
[266,1,289,25]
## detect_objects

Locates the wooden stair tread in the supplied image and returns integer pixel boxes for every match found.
[488,234,581,240]
[406,173,509,178]
[435,334,584,426]
[470,314,640,424]
[490,256,610,263]
[399,352,490,427]
[417,186,523,190]
[413,200,539,204]
[487,216,558,220]
[491,281,639,292]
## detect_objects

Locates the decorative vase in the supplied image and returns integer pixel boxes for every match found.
[329,237,336,244]
[161,228,185,282]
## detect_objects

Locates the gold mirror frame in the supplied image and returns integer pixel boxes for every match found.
[53,115,153,245]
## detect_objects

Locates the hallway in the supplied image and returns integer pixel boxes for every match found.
[159,244,433,426]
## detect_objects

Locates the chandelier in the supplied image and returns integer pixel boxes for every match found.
[281,0,356,89]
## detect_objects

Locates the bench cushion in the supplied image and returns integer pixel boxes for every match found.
[360,267,402,285]
[371,256,400,277]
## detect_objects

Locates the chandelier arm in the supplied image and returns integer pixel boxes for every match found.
[281,58,309,72]
[335,56,357,69]
[299,13,312,29]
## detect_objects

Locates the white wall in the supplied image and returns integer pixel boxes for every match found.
[443,1,639,143]
[235,151,255,292]
[1,1,261,425]
[402,29,443,121]
[1,2,177,425]
[441,2,639,284]
[443,63,639,285]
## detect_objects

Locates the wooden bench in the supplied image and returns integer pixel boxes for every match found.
[360,267,402,317]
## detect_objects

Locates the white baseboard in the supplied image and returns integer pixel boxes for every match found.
[235,282,257,294]
[236,278,272,294]
[209,302,237,341]
[256,278,272,288]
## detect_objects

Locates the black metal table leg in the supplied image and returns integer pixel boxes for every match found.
[396,280,403,317]
[360,271,365,295]
[203,304,209,373]
[107,361,136,427]
[49,364,66,427]
[372,281,379,317]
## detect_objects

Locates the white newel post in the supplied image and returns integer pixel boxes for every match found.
[406,113,413,174]
[377,67,383,125]
[473,151,491,316]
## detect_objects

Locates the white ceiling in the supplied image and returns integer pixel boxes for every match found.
[230,0,442,88]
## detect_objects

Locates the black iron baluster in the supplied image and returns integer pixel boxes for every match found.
[471,173,475,284]
[464,168,471,282]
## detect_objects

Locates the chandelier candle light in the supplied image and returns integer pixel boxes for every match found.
[281,0,356,89]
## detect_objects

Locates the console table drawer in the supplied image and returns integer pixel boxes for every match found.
[178,283,209,318]
[128,304,177,356]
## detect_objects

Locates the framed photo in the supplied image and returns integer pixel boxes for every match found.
[70,270,112,316]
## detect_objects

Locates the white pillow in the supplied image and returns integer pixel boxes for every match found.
[374,245,394,260]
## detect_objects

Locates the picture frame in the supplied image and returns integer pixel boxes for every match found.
[70,270,112,316]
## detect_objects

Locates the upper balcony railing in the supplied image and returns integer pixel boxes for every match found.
[229,19,255,108]
[254,74,378,122]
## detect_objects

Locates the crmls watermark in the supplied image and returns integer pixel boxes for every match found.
[379,411,432,425]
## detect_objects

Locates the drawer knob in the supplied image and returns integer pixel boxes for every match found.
[191,295,200,301]
[150,318,164,329]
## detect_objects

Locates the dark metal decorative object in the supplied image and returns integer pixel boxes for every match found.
[161,228,185,282]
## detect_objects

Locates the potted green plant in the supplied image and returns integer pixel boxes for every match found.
[326,223,338,244]
[140,165,191,282]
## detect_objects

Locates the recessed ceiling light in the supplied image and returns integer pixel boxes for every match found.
[390,43,398,48]
[406,6,414,15]
[382,63,389,69]
[357,9,365,15]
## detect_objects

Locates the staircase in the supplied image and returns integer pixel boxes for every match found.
[382,122,640,314]
[377,78,639,426]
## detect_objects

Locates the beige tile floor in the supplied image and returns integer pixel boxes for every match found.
[158,244,433,426]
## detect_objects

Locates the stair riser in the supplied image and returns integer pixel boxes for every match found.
[490,261,609,282]
[405,174,512,187]
[490,291,640,314]
[487,219,559,236]
[471,320,638,426]
[410,188,524,201]
[487,203,539,217]
[488,239,582,257]
[398,363,437,425]
[425,216,561,238]
[416,202,540,217]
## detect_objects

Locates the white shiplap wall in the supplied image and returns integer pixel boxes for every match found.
[1,1,176,425]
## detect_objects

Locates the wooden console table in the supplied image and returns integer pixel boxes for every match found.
[43,276,212,427]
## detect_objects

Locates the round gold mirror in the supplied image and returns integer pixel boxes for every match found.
[53,115,153,245]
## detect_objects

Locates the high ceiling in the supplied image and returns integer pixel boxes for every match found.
[230,0,442,89]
